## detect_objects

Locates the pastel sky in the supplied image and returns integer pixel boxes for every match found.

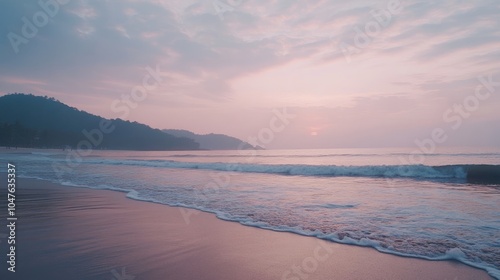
[1,0,499,149]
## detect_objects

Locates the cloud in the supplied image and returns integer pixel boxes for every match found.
[1,0,499,147]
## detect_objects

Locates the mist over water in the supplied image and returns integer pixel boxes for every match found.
[2,148,500,279]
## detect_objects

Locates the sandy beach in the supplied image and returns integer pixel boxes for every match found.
[0,176,492,280]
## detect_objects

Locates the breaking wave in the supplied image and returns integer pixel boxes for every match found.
[81,159,500,184]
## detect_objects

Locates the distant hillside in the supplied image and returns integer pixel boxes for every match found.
[163,129,259,150]
[0,93,199,150]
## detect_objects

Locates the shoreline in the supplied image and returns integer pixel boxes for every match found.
[0,177,494,279]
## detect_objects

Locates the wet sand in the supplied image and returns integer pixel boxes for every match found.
[0,177,493,279]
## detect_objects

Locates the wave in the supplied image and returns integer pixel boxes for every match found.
[82,159,500,184]
[464,165,500,184]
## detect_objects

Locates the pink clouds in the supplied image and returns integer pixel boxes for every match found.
[1,0,499,148]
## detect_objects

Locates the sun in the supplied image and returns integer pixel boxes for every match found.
[310,131,318,136]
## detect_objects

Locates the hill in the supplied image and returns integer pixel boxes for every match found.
[0,93,199,150]
[162,129,259,150]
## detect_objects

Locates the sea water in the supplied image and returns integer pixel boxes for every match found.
[1,147,499,278]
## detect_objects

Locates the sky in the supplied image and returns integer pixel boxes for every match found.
[1,0,499,149]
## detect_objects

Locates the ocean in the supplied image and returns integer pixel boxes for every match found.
[1,147,499,279]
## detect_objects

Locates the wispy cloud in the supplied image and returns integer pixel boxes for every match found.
[1,0,499,147]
